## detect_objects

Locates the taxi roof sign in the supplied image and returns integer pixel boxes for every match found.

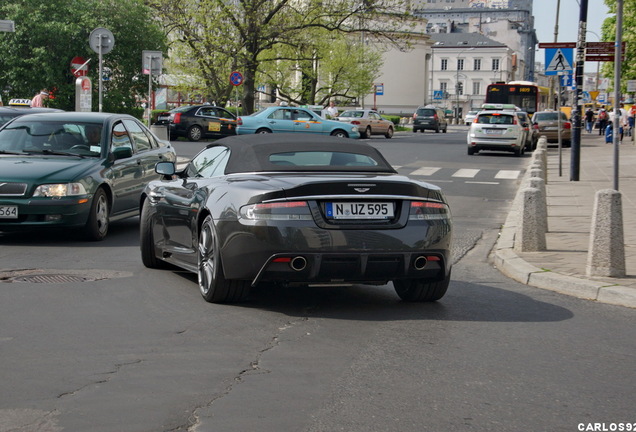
[8,98,32,107]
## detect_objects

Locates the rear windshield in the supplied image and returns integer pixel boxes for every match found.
[339,110,364,118]
[416,109,436,116]
[477,113,515,125]
[269,151,380,168]
[534,112,567,121]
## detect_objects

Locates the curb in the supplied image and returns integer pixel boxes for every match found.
[490,141,636,309]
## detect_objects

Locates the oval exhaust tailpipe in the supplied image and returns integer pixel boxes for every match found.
[290,256,307,271]
[413,256,428,271]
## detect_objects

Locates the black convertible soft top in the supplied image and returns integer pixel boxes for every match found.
[210,133,398,174]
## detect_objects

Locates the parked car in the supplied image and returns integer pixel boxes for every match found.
[412,106,448,133]
[336,109,394,138]
[0,112,176,240]
[155,105,237,141]
[516,111,538,151]
[531,110,572,147]
[467,110,527,156]
[0,106,63,127]
[463,110,479,126]
[237,106,359,138]
[140,134,452,303]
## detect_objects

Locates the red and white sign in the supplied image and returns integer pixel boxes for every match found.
[71,56,89,77]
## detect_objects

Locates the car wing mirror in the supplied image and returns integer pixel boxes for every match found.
[111,146,133,160]
[155,161,176,177]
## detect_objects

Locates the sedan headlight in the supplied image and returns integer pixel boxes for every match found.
[33,183,87,197]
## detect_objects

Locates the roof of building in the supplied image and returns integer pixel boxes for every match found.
[428,33,507,49]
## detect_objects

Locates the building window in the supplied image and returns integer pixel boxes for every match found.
[457,82,464,96]
[473,81,481,95]
[441,59,448,71]
[474,59,481,71]
[492,58,500,71]
[440,82,448,94]
[457,58,465,71]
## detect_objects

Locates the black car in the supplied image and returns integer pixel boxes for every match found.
[0,112,176,240]
[0,106,64,127]
[412,106,448,133]
[155,104,237,141]
[140,134,453,303]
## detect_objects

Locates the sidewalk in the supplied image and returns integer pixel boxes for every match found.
[492,131,636,309]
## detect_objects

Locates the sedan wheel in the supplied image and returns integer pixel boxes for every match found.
[330,130,348,138]
[198,215,250,303]
[385,126,394,139]
[83,188,109,241]
[256,128,272,134]
[393,271,451,302]
[363,126,372,139]
[187,125,203,141]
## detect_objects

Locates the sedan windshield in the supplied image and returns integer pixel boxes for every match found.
[0,121,103,156]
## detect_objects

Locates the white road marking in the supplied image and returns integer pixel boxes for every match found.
[452,169,480,178]
[410,167,441,176]
[495,170,521,179]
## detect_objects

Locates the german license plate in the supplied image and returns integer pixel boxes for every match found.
[484,129,503,134]
[208,122,221,132]
[544,126,558,131]
[326,202,393,219]
[0,206,18,219]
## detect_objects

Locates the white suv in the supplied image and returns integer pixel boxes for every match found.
[466,110,527,156]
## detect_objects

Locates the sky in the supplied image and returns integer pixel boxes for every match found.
[533,0,611,71]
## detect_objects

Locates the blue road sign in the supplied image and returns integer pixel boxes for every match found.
[433,90,443,100]
[230,71,243,86]
[545,48,574,75]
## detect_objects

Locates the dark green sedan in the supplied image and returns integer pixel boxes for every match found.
[0,112,176,240]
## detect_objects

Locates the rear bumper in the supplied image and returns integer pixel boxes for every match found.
[216,219,452,286]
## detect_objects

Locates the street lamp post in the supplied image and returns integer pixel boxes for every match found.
[455,47,474,124]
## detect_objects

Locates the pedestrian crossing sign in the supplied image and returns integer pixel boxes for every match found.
[545,48,574,75]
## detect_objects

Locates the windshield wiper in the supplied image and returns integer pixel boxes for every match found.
[22,149,85,158]
[0,149,27,155]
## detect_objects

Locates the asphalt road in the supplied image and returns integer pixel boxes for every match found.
[0,128,634,432]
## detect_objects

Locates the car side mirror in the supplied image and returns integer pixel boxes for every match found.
[111,146,133,160]
[155,161,176,177]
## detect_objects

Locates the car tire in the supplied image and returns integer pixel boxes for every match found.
[83,188,109,241]
[442,125,447,133]
[393,271,451,302]
[187,125,203,141]
[514,147,522,157]
[330,130,349,138]
[140,198,166,269]
[198,215,250,303]
[255,128,272,134]
[435,126,440,133]
[363,126,372,139]
[385,126,394,139]
[467,147,475,155]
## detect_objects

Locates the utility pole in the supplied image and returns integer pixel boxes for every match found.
[571,0,588,181]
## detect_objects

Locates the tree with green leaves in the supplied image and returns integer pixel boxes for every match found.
[0,0,167,114]
[601,0,635,91]
[148,0,416,113]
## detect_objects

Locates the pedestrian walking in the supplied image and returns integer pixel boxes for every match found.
[30,89,49,107]
[584,108,595,133]
[598,108,608,136]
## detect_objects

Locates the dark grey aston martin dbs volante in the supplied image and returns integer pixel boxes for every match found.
[140,134,453,303]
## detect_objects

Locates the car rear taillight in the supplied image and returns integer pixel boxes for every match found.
[173,113,181,124]
[563,122,572,129]
[240,201,312,221]
[237,117,243,125]
[413,113,418,119]
[433,114,438,120]
[409,201,450,221]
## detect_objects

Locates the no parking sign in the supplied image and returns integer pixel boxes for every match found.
[230,71,243,86]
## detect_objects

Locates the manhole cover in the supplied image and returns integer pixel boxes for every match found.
[11,274,90,284]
